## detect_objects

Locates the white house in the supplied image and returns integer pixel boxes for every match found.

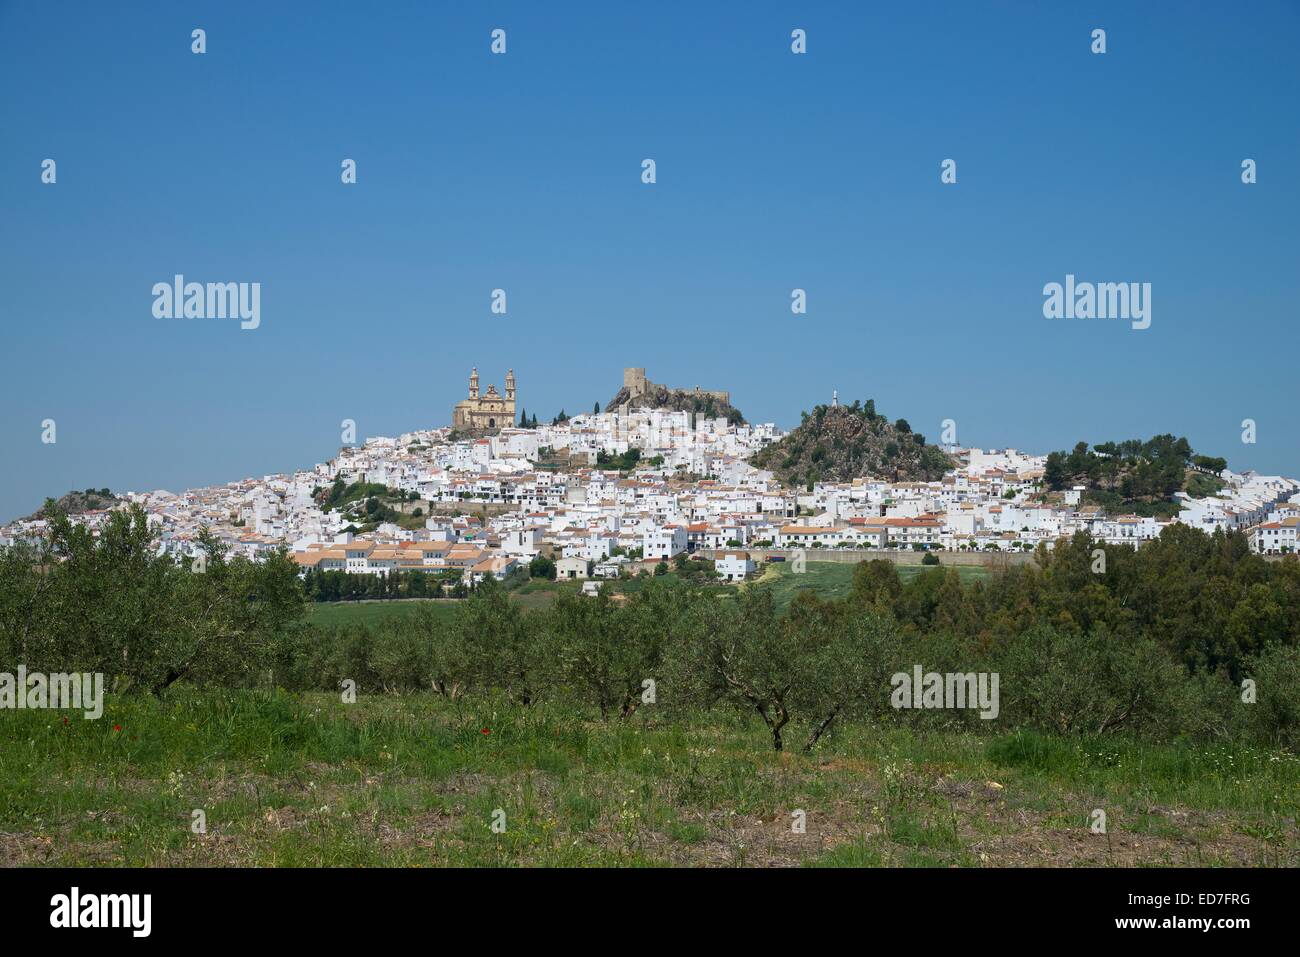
[1250,517,1299,554]
[501,526,543,558]
[556,556,589,580]
[345,542,374,572]
[715,551,756,582]
[643,524,687,560]
[776,525,844,548]
[468,555,519,583]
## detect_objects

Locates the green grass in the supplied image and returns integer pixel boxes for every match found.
[2,689,1295,867]
[751,561,990,612]
[307,561,991,623]
[304,574,700,621]
[895,563,990,584]
[507,577,585,610]
[306,579,588,622]
[753,561,858,610]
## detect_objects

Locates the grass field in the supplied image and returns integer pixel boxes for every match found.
[304,584,611,625]
[303,583,588,625]
[3,688,1295,867]
[748,561,990,612]
[305,561,989,624]
[508,577,585,611]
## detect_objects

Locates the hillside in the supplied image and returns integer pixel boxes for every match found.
[1043,436,1227,518]
[749,400,954,486]
[26,488,120,520]
[313,479,428,532]
[604,383,746,425]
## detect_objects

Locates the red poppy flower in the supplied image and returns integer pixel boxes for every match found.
[480,728,491,735]
[113,724,122,732]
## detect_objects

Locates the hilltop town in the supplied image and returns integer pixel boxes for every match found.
[4,367,1299,582]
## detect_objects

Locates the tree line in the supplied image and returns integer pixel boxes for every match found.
[2,504,1297,753]
[301,567,466,602]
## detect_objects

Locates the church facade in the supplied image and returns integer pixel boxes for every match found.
[452,368,515,431]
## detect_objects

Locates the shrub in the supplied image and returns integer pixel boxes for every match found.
[1237,643,1300,750]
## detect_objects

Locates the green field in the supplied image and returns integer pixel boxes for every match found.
[305,582,588,624]
[894,563,991,584]
[3,688,1294,867]
[12,494,1297,870]
[748,561,990,612]
[507,577,585,611]
[305,561,990,622]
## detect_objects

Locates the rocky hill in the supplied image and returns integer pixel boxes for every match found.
[604,383,746,425]
[26,488,121,520]
[749,400,954,486]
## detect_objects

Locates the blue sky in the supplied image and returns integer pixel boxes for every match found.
[2,1,1298,520]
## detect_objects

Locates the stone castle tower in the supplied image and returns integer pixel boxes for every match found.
[620,366,729,407]
[452,367,516,430]
[623,367,649,399]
